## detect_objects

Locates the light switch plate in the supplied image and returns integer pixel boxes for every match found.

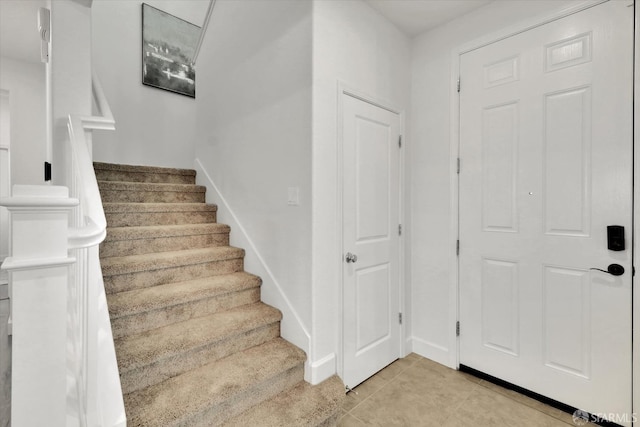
[287,187,299,206]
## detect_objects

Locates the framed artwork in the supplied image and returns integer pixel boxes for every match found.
[142,3,200,98]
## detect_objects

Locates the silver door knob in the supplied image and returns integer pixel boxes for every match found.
[345,252,358,263]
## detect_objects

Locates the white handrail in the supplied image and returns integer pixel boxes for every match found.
[67,72,114,249]
[67,114,107,248]
[92,70,114,123]
[191,0,216,65]
[66,72,126,427]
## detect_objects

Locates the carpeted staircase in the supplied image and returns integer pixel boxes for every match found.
[94,162,344,426]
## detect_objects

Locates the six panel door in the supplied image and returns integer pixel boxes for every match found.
[459,1,633,421]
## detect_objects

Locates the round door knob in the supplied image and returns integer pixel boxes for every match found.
[345,252,358,263]
[607,264,625,276]
[590,264,624,276]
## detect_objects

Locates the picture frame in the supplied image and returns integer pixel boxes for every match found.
[141,3,200,98]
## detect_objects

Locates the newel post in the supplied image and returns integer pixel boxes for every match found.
[0,185,78,426]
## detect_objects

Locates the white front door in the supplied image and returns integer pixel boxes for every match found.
[459,1,633,422]
[342,93,401,389]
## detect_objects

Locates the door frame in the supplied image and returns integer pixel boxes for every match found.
[449,0,636,417]
[336,82,407,382]
[633,2,639,422]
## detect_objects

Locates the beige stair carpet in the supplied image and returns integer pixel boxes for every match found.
[95,162,344,426]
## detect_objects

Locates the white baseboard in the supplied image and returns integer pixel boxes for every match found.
[410,336,454,369]
[404,336,413,357]
[194,159,312,376]
[307,352,336,386]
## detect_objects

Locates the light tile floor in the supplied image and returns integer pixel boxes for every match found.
[339,353,589,427]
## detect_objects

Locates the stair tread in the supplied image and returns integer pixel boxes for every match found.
[98,180,206,193]
[222,375,345,427]
[124,338,305,426]
[101,247,244,276]
[115,302,281,372]
[99,162,340,426]
[108,272,261,318]
[104,223,230,242]
[103,202,217,213]
[94,161,196,176]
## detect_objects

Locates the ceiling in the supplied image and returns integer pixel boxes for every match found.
[0,0,48,63]
[365,0,493,37]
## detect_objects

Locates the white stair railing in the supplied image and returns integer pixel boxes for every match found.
[0,71,124,427]
[191,0,217,66]
[66,71,126,427]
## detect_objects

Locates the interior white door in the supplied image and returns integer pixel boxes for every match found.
[459,1,633,422]
[342,93,401,389]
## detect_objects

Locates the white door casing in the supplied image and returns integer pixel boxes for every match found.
[634,0,640,421]
[0,90,10,277]
[342,93,401,388]
[459,0,632,422]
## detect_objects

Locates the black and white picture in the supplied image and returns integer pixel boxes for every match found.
[142,3,199,98]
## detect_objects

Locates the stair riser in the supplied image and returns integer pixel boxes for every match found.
[95,170,195,185]
[121,323,280,394]
[186,365,305,427]
[101,233,230,258]
[100,190,205,204]
[98,164,338,426]
[106,211,217,227]
[110,287,261,339]
[104,258,244,294]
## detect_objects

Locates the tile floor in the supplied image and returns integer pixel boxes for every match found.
[339,353,589,426]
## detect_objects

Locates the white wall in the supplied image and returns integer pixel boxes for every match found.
[0,57,46,186]
[409,0,592,367]
[91,0,316,371]
[51,0,93,186]
[0,91,10,276]
[633,1,639,419]
[311,0,411,383]
[91,0,209,169]
[0,89,10,427]
[192,0,314,354]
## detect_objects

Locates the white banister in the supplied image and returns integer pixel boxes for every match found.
[1,185,78,427]
[67,115,107,248]
[0,71,125,426]
[1,0,124,423]
[65,72,125,427]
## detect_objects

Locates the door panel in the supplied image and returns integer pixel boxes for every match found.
[459,1,632,422]
[544,87,591,236]
[343,94,400,389]
[481,102,518,232]
[542,266,591,378]
[481,258,519,356]
[355,264,391,351]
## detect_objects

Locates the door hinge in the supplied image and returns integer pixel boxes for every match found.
[457,77,461,93]
[456,239,460,256]
[457,158,461,174]
[398,224,402,236]
[398,135,402,148]
[399,313,403,325]
[44,161,52,182]
[456,321,460,336]
[38,8,51,63]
